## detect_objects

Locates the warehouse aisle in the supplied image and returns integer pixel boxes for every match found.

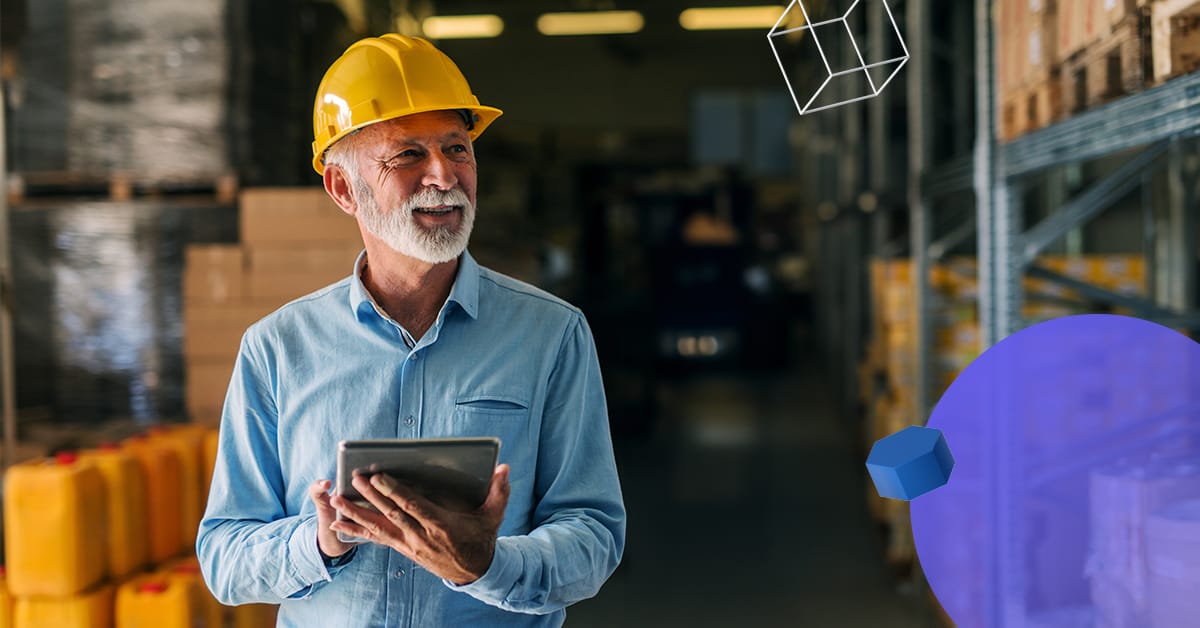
[567,350,938,627]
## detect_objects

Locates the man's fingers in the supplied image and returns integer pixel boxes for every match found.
[309,480,336,516]
[481,464,511,518]
[365,473,440,523]
[353,473,427,530]
[330,519,371,542]
[309,479,332,501]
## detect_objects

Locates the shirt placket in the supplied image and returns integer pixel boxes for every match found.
[386,329,422,626]
[397,330,422,438]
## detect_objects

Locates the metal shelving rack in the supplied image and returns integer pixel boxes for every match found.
[906,0,1200,625]
[923,3,1200,352]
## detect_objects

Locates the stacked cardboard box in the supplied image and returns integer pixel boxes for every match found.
[999,0,1200,135]
[183,246,262,426]
[1058,0,1105,63]
[183,188,363,425]
[863,253,1148,576]
[1060,0,1157,113]
[863,258,979,569]
[1151,0,1200,82]
[864,253,1146,439]
[999,0,1064,139]
[865,257,980,416]
[1027,254,1147,320]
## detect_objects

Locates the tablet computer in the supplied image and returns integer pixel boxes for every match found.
[334,437,500,543]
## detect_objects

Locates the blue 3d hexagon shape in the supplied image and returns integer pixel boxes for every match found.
[866,425,954,501]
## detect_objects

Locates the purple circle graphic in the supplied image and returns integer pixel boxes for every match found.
[912,314,1200,628]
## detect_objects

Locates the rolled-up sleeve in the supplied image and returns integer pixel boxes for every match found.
[196,333,334,605]
[446,313,627,613]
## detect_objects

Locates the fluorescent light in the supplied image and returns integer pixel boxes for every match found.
[679,6,786,31]
[422,15,504,39]
[537,11,644,36]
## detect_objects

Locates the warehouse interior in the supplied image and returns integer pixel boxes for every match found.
[1,0,1199,626]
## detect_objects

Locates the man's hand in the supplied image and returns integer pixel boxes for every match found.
[309,479,357,560]
[330,464,511,585]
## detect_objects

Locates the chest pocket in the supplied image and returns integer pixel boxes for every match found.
[454,394,529,418]
[452,394,532,455]
[453,394,535,534]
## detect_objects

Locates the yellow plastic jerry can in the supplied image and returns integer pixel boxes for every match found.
[201,427,220,505]
[115,576,193,628]
[159,556,223,628]
[0,567,12,628]
[147,425,205,549]
[233,603,279,628]
[14,582,113,628]
[122,436,183,564]
[3,452,108,596]
[80,445,149,579]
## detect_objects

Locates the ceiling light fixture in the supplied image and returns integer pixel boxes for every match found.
[422,15,504,39]
[679,6,787,31]
[537,11,645,36]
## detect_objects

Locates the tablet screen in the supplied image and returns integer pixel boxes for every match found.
[334,438,500,541]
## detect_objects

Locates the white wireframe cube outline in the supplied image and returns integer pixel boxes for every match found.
[768,0,909,115]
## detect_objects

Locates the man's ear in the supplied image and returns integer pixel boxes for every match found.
[323,164,358,217]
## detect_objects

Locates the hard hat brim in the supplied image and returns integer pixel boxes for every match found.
[312,104,503,176]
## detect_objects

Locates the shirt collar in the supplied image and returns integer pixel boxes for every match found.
[349,249,480,323]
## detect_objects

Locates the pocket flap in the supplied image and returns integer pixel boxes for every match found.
[455,394,528,410]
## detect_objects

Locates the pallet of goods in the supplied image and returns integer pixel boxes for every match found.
[1059,0,1151,113]
[1150,0,1200,83]
[999,0,1064,140]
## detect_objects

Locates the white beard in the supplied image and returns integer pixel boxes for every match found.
[354,179,475,264]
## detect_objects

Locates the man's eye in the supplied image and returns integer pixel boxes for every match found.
[448,145,467,154]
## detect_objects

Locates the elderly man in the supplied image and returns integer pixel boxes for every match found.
[197,34,626,627]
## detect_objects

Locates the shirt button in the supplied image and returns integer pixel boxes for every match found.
[404,416,415,427]
[411,352,420,361]
[395,569,405,578]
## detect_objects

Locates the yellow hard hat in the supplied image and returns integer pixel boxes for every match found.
[311,34,503,175]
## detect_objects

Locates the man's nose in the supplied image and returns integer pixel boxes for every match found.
[421,153,458,190]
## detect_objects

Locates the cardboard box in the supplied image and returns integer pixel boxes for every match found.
[999,0,1060,137]
[186,360,236,426]
[183,304,276,361]
[183,245,245,304]
[881,283,914,324]
[240,187,363,245]
[244,267,350,303]
[1101,0,1138,29]
[244,243,362,274]
[1027,1,1060,79]
[1060,0,1104,59]
[998,0,1029,92]
[1152,0,1200,82]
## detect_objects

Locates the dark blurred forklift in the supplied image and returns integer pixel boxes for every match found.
[645,168,791,374]
[579,165,793,435]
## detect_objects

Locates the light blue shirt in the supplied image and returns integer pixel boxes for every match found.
[197,251,626,627]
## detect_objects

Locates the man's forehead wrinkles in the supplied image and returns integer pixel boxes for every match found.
[371,129,470,151]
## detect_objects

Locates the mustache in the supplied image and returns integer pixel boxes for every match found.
[402,187,472,211]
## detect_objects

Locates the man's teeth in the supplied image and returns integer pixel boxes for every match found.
[415,207,455,215]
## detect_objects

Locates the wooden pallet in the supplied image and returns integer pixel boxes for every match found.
[6,171,238,205]
[999,73,1063,142]
[1061,13,1150,114]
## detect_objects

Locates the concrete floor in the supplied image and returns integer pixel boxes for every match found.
[566,354,940,627]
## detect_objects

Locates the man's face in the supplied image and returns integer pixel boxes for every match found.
[349,111,478,264]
